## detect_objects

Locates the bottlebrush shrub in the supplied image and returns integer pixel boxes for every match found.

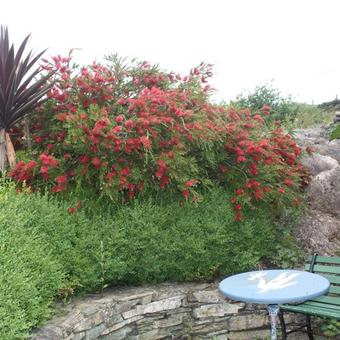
[9,54,305,220]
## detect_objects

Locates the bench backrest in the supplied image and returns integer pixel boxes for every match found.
[305,254,340,307]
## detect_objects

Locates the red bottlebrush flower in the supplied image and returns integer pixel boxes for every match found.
[253,114,265,124]
[278,187,285,193]
[34,136,43,144]
[235,212,243,222]
[235,188,244,196]
[91,157,101,169]
[236,156,247,163]
[41,166,48,174]
[47,143,54,151]
[79,155,90,164]
[125,119,134,129]
[127,183,135,191]
[263,186,271,193]
[262,105,271,115]
[254,189,263,200]
[246,180,260,189]
[156,168,164,179]
[185,180,197,187]
[68,207,75,214]
[115,115,124,123]
[284,179,294,186]
[51,184,66,192]
[250,163,258,176]
[230,197,237,204]
[140,135,152,149]
[234,204,242,211]
[182,189,190,199]
[158,160,166,168]
[117,98,126,105]
[121,167,131,176]
[26,160,38,169]
[159,176,170,189]
[15,161,26,169]
[264,157,273,165]
[175,109,184,117]
[167,151,175,159]
[64,153,71,160]
[56,175,67,184]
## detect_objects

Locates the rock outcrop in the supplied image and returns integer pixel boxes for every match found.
[293,127,340,255]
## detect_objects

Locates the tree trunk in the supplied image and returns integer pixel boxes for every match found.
[0,129,7,171]
[6,133,16,168]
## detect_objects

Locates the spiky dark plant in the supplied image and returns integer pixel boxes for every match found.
[0,26,53,170]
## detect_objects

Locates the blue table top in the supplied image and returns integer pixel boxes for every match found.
[219,269,330,304]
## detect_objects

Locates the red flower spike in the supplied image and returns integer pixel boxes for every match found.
[56,175,67,184]
[68,207,75,214]
[182,189,190,199]
[91,157,101,169]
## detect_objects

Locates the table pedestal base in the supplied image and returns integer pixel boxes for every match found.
[267,304,280,340]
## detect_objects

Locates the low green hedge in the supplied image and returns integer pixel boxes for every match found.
[0,181,299,338]
[0,186,64,339]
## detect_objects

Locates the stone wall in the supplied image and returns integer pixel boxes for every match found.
[31,282,303,340]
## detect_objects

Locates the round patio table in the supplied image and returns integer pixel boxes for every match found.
[219,269,329,340]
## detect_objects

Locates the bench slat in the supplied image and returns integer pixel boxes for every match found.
[309,295,340,306]
[308,255,340,265]
[304,264,340,274]
[281,304,340,320]
[329,286,340,295]
[320,274,340,285]
[303,301,340,312]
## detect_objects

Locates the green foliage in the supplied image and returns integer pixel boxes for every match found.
[319,318,340,337]
[283,103,334,129]
[233,83,298,122]
[0,181,291,290]
[0,182,65,340]
[0,176,302,337]
[330,124,340,140]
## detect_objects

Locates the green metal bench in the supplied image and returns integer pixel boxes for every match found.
[279,254,340,339]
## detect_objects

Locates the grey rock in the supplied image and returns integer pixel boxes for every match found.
[301,153,338,176]
[294,211,340,255]
[100,315,143,334]
[193,303,243,319]
[100,326,133,340]
[84,323,107,339]
[122,295,184,319]
[227,329,270,340]
[227,313,268,331]
[188,289,224,303]
[306,164,340,217]
[30,325,63,340]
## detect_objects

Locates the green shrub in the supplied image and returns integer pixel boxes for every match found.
[0,181,301,337]
[233,83,298,122]
[0,183,65,340]
[9,56,305,223]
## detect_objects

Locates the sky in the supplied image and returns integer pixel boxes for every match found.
[1,0,340,104]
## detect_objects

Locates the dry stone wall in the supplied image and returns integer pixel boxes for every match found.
[31,282,302,340]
